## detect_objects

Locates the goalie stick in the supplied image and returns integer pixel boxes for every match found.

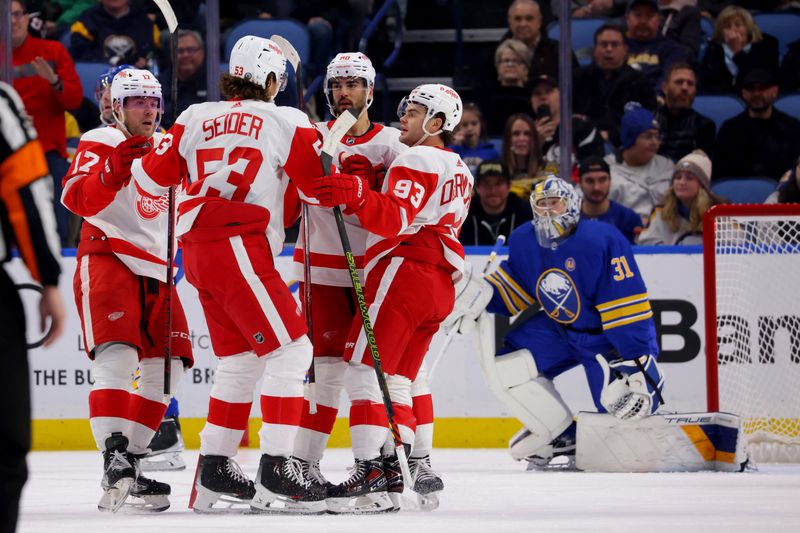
[270,34,317,414]
[321,106,414,487]
[151,0,178,399]
[428,235,506,380]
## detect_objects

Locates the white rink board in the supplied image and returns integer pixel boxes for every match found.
[7,247,708,420]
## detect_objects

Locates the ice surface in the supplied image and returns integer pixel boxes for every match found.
[18,449,800,532]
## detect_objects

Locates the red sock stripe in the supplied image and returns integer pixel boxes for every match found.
[349,400,389,427]
[207,397,252,430]
[89,389,130,419]
[412,393,434,425]
[260,395,304,426]
[128,394,167,431]
[299,401,338,434]
[394,403,417,433]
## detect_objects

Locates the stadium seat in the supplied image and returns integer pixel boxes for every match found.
[488,136,503,155]
[547,18,605,65]
[74,62,111,102]
[224,19,310,65]
[775,94,800,121]
[711,177,778,204]
[753,13,800,59]
[692,95,745,132]
[700,16,714,40]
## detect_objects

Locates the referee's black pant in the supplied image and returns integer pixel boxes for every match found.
[0,268,30,533]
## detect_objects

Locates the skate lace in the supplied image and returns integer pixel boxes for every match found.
[412,457,437,482]
[342,461,368,488]
[109,450,133,471]
[283,457,312,489]
[224,459,249,485]
[302,460,328,485]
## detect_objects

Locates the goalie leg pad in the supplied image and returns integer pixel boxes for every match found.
[480,346,573,460]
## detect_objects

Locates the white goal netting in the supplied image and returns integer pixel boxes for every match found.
[709,207,800,463]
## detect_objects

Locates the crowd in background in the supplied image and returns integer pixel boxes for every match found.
[7,0,800,248]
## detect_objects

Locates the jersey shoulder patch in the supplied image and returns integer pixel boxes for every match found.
[80,126,125,147]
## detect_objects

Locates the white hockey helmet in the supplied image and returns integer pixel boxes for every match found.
[324,52,376,116]
[397,83,463,135]
[228,35,288,92]
[110,68,163,132]
[529,176,581,249]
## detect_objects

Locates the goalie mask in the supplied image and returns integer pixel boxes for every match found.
[397,83,462,137]
[110,68,163,134]
[228,35,288,92]
[530,176,581,249]
[324,52,376,116]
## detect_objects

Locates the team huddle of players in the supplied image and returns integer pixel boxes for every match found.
[62,34,664,515]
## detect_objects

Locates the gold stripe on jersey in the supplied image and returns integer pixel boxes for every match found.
[596,292,649,312]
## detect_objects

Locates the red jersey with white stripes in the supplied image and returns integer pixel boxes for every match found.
[62,126,170,281]
[355,145,473,279]
[293,121,405,286]
[132,100,322,256]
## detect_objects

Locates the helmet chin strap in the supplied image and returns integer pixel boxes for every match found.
[412,119,443,147]
[113,107,132,138]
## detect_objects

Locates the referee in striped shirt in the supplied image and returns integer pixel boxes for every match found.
[0,81,64,532]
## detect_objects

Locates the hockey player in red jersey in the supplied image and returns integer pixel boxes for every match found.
[132,36,330,514]
[61,68,193,513]
[292,54,444,510]
[313,84,473,513]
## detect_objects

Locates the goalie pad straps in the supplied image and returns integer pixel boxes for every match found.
[442,262,493,334]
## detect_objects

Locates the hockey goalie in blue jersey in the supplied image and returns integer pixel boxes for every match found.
[447,176,665,469]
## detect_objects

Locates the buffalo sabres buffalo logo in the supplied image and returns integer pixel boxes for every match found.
[136,192,170,221]
[535,268,581,324]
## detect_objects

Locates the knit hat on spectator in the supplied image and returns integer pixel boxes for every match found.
[740,68,779,90]
[626,0,659,13]
[674,149,712,190]
[620,103,659,150]
[578,156,610,178]
[476,160,510,182]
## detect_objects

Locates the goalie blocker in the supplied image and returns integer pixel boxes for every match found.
[575,411,748,472]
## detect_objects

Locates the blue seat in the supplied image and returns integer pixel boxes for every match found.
[692,95,745,132]
[74,61,111,102]
[224,19,310,66]
[700,16,714,40]
[775,94,800,121]
[711,177,778,204]
[753,13,800,59]
[547,18,606,66]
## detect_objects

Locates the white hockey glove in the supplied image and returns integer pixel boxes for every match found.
[441,262,494,335]
[596,354,665,421]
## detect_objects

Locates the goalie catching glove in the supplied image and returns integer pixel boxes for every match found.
[441,262,494,335]
[314,172,368,213]
[102,135,152,191]
[596,354,664,421]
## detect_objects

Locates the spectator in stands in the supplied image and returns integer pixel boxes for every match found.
[49,0,94,36]
[578,156,643,243]
[503,0,564,79]
[713,68,800,181]
[159,30,206,127]
[553,0,625,19]
[766,156,800,204]
[639,150,722,244]
[698,5,780,94]
[656,62,716,161]
[573,24,657,146]
[624,0,694,88]
[502,114,545,200]
[70,0,160,68]
[459,160,533,246]
[658,0,704,56]
[780,39,800,92]
[11,0,83,247]
[606,104,674,222]
[480,39,534,135]
[449,103,501,176]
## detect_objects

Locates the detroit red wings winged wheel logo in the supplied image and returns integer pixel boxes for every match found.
[136,192,170,220]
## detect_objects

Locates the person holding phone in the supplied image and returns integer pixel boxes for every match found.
[530,74,559,153]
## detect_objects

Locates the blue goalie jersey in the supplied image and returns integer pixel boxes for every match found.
[485,219,658,362]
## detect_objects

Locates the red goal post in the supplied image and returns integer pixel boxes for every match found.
[703,203,800,462]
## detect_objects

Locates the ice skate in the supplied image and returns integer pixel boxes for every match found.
[191,455,256,514]
[126,461,171,513]
[141,416,185,472]
[97,433,135,513]
[409,455,444,510]
[250,454,327,514]
[512,422,577,471]
[382,453,403,512]
[298,458,334,491]
[326,458,394,514]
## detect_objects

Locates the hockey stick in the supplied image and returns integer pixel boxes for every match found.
[152,0,178,400]
[321,106,413,487]
[271,35,317,414]
[427,235,506,381]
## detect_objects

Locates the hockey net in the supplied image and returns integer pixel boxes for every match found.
[704,204,800,463]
